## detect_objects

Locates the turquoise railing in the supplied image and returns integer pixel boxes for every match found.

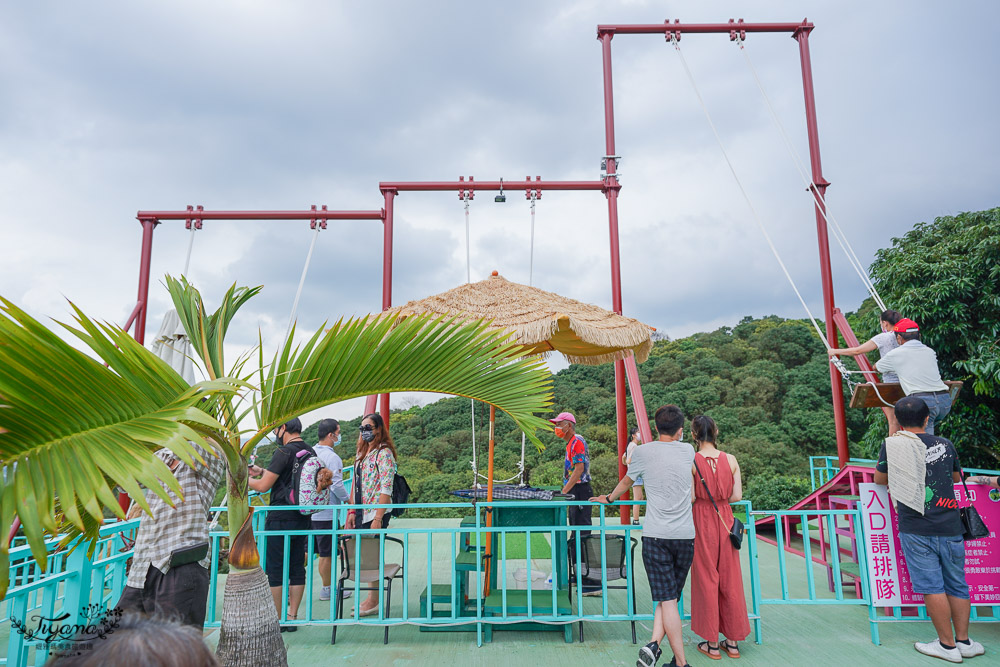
[809,456,998,492]
[2,519,139,667]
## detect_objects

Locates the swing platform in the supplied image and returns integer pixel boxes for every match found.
[848,380,963,409]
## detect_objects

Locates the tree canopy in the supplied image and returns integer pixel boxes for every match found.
[864,206,1000,466]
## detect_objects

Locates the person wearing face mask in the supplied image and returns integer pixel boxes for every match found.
[345,413,398,616]
[623,427,645,525]
[311,418,351,602]
[552,411,601,596]
[248,417,313,631]
[827,309,905,433]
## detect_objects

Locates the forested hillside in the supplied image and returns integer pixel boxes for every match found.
[295,314,870,515]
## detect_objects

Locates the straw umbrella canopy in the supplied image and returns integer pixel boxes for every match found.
[381,272,654,365]
[381,272,654,595]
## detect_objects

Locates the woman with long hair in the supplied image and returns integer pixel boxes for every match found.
[690,415,749,660]
[622,427,645,524]
[345,412,398,615]
[827,309,905,433]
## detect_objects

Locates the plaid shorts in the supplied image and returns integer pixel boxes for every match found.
[642,536,694,602]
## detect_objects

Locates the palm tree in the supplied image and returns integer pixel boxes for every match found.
[0,277,554,666]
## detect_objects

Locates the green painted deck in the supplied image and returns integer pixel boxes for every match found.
[198,518,998,666]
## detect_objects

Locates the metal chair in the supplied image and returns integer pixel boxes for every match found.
[331,534,404,645]
[568,533,638,643]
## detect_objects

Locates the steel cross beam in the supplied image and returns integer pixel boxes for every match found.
[130,206,385,344]
[597,17,849,524]
[372,177,614,425]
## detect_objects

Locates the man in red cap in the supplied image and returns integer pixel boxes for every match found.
[875,318,952,435]
[551,411,600,595]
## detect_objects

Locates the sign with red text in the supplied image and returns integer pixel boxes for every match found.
[859,482,999,607]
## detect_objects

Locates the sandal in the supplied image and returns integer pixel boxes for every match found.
[697,641,722,660]
[280,614,298,633]
[721,640,740,659]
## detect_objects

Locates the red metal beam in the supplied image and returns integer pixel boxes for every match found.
[597,19,812,37]
[135,209,384,221]
[377,180,605,193]
[832,308,878,378]
[379,189,397,427]
[792,28,849,468]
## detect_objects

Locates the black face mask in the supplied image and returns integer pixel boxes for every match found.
[360,430,375,443]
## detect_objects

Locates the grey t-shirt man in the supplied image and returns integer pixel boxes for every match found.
[626,440,695,539]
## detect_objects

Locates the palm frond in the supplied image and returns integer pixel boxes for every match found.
[0,297,238,597]
[253,313,554,453]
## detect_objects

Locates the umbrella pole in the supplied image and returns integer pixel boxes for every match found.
[485,405,496,595]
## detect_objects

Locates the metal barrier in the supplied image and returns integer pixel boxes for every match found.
[2,519,138,667]
[205,500,667,647]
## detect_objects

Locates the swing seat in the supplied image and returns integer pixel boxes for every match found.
[848,380,963,409]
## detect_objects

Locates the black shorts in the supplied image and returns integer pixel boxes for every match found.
[312,520,334,558]
[641,536,694,602]
[264,516,310,587]
[116,561,210,629]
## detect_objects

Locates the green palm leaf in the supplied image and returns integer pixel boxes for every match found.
[252,312,554,453]
[0,297,238,597]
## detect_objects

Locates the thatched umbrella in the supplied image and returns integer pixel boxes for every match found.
[382,272,655,593]
[382,272,654,365]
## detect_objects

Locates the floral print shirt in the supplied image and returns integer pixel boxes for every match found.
[351,446,397,523]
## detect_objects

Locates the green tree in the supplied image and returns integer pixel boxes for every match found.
[868,206,1000,466]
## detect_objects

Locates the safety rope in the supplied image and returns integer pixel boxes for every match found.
[182,225,197,278]
[669,35,831,349]
[734,37,888,312]
[670,36,898,408]
[462,193,481,485]
[285,224,322,342]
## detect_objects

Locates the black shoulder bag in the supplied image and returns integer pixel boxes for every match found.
[694,455,745,550]
[957,459,989,541]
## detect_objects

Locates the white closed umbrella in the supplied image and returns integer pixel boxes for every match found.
[149,309,196,385]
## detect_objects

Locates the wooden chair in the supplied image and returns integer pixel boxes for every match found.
[568,533,638,644]
[331,534,404,645]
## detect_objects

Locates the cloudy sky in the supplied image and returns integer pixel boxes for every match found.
[2,1,997,424]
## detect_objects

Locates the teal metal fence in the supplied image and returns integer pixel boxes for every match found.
[2,519,139,667]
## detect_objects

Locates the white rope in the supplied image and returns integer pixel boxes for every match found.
[528,193,536,287]
[182,225,197,278]
[669,36,831,349]
[734,37,888,312]
[285,224,322,342]
[464,194,479,484]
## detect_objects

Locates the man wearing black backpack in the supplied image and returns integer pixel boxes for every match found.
[249,417,314,632]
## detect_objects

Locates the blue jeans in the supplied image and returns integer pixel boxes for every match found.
[911,391,952,435]
[898,532,969,599]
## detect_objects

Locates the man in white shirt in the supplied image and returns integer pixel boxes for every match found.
[876,318,952,435]
[311,418,350,601]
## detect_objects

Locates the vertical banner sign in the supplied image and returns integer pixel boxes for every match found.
[860,482,1000,607]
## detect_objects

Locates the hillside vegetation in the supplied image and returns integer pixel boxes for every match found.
[292,314,869,515]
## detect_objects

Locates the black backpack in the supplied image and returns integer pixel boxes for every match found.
[360,451,411,518]
[388,472,412,517]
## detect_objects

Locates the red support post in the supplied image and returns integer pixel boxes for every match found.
[134,218,157,345]
[379,189,397,428]
[793,24,849,467]
[599,29,630,525]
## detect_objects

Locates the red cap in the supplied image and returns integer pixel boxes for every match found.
[549,411,576,424]
[894,318,920,333]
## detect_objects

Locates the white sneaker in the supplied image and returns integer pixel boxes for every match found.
[319,585,331,601]
[915,639,963,663]
[957,639,984,658]
[341,589,353,599]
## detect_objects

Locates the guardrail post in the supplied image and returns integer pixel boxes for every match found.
[62,539,97,627]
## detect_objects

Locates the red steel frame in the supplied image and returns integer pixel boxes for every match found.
[597,18,850,474]
[123,17,850,532]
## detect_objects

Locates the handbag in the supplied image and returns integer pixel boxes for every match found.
[694,455,744,550]
[958,462,990,541]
